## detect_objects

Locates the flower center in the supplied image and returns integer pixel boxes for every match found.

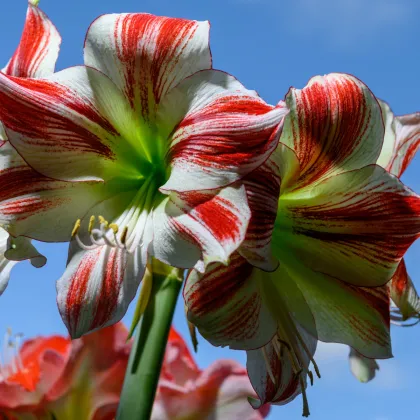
[72,170,167,254]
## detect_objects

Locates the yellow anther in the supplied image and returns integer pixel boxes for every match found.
[98,215,108,227]
[88,216,96,233]
[109,223,119,234]
[71,219,81,237]
[120,226,129,244]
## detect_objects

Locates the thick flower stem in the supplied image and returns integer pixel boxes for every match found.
[116,271,182,420]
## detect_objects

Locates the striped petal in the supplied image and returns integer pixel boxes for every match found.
[153,185,250,270]
[275,261,391,358]
[0,229,18,295]
[0,142,103,242]
[275,165,420,287]
[376,100,420,178]
[280,73,384,191]
[184,253,277,350]
[57,243,146,338]
[160,71,287,192]
[389,259,420,322]
[247,325,317,410]
[3,2,61,78]
[349,348,379,383]
[0,66,142,182]
[239,137,283,271]
[84,13,211,120]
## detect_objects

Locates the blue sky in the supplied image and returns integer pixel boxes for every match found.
[0,0,419,419]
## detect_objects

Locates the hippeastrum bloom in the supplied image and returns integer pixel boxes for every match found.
[0,13,287,338]
[0,323,130,420]
[185,73,420,414]
[377,100,420,324]
[0,328,72,418]
[0,0,61,292]
[151,326,270,420]
[348,101,420,383]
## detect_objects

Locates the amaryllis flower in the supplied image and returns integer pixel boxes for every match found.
[376,100,420,324]
[348,101,420,383]
[0,329,72,418]
[0,323,129,420]
[0,0,61,292]
[185,74,420,414]
[0,14,286,338]
[151,326,270,420]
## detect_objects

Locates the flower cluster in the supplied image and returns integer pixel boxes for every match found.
[0,0,419,417]
[0,324,266,420]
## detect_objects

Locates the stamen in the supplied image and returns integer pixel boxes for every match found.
[109,223,119,234]
[120,226,129,245]
[0,329,26,381]
[98,216,108,228]
[299,375,310,417]
[14,334,24,373]
[75,235,98,251]
[308,370,314,386]
[261,346,277,386]
[88,216,96,233]
[271,301,321,417]
[71,219,81,237]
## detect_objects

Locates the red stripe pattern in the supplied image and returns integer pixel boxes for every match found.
[3,3,60,78]
[388,112,420,178]
[281,74,384,190]
[159,71,287,193]
[390,259,420,320]
[85,13,211,119]
[279,165,420,287]
[240,152,281,269]
[60,245,141,338]
[184,253,277,350]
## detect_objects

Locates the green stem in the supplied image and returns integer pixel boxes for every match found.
[116,272,182,420]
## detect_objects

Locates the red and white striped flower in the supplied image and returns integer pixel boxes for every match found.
[184,74,420,414]
[348,101,420,383]
[0,0,61,293]
[377,100,420,324]
[0,13,287,338]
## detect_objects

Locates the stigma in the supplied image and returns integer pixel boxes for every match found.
[71,216,131,253]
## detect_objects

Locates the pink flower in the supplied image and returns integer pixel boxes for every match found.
[0,323,129,419]
[151,327,270,420]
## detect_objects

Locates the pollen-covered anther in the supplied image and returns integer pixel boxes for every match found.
[70,216,133,253]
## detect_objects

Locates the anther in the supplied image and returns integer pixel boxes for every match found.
[308,370,314,386]
[71,219,81,237]
[261,346,277,386]
[109,223,119,234]
[88,216,96,233]
[98,216,108,227]
[120,226,129,244]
